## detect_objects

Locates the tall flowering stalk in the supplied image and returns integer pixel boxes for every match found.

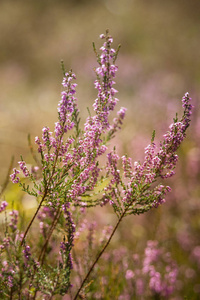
[0,30,192,299]
[102,92,193,216]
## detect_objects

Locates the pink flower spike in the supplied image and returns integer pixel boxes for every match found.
[0,201,8,213]
[10,168,20,183]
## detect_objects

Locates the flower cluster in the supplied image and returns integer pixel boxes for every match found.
[8,210,18,231]
[0,200,8,213]
[18,160,29,177]
[102,92,192,216]
[93,33,119,129]
[133,93,192,183]
[133,241,178,297]
[10,168,20,183]
[37,206,56,237]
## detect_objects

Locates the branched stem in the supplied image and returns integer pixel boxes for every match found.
[73,208,127,300]
[21,139,62,246]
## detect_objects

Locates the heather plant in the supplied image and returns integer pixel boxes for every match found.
[0,30,193,299]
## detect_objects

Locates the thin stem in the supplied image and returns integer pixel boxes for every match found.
[20,189,48,246]
[73,208,127,300]
[9,289,13,300]
[38,207,61,265]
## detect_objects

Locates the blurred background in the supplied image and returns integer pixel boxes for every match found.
[1,0,200,297]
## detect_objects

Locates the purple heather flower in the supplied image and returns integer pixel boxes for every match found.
[37,206,55,236]
[42,126,51,143]
[18,160,29,177]
[107,151,120,185]
[143,241,160,274]
[54,121,62,137]
[93,35,120,130]
[99,33,105,39]
[7,275,14,288]
[62,203,76,238]
[117,107,127,119]
[137,93,192,182]
[105,92,192,213]
[122,155,133,179]
[141,241,178,297]
[10,168,20,183]
[23,245,31,260]
[59,71,77,125]
[136,278,144,295]
[35,136,42,152]
[125,269,134,280]
[108,107,127,137]
[149,270,163,294]
[9,210,18,231]
[0,200,8,213]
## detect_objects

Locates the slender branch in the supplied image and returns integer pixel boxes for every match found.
[38,207,61,265]
[73,208,127,300]
[20,189,48,246]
